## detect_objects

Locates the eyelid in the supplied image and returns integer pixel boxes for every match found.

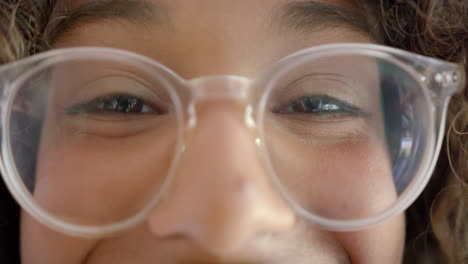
[273,73,363,106]
[60,70,171,108]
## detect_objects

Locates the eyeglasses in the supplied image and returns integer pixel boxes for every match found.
[0,43,464,237]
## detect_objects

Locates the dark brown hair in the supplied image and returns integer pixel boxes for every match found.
[0,0,466,263]
[358,1,467,263]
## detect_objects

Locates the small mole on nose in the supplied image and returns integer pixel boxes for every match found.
[234,176,255,195]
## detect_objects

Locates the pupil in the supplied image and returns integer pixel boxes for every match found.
[102,96,143,113]
[306,97,321,112]
[292,97,321,113]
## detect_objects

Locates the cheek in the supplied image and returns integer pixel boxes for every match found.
[334,214,405,264]
[33,124,177,225]
[265,127,395,220]
[21,212,97,264]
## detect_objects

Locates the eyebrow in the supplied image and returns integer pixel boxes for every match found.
[46,0,170,42]
[273,1,372,37]
[47,0,373,43]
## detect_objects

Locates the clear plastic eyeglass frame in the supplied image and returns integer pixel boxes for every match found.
[0,43,465,238]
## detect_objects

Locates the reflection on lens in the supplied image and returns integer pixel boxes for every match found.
[261,54,430,220]
[8,59,180,226]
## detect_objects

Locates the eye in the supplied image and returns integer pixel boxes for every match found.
[66,93,166,116]
[272,95,366,119]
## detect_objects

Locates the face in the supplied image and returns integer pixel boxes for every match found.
[20,0,406,263]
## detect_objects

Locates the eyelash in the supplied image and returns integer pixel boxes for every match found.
[272,94,366,119]
[66,93,166,116]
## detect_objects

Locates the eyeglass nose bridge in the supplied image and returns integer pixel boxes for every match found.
[185,75,255,129]
[187,75,252,101]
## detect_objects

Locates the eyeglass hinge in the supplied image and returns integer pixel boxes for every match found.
[427,69,463,101]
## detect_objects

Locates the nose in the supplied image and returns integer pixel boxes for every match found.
[146,101,295,255]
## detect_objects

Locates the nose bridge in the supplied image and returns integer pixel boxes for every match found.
[188,75,251,101]
[146,84,295,253]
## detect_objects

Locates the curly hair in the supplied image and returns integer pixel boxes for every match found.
[359,1,467,263]
[0,0,466,263]
[0,2,54,263]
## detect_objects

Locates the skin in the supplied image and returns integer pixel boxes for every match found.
[20,0,406,263]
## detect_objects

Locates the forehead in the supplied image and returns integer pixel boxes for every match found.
[66,0,360,10]
[50,0,374,77]
[52,0,371,37]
